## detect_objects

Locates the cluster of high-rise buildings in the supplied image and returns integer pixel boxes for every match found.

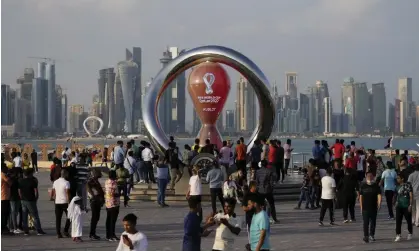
[222,74,417,136]
[1,62,68,137]
[2,48,417,137]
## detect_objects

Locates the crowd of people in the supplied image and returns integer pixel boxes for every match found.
[1,136,419,250]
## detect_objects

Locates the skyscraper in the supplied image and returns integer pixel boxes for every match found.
[341,78,356,133]
[168,47,186,133]
[353,82,370,132]
[46,63,56,129]
[236,76,256,132]
[323,97,332,133]
[126,47,142,127]
[68,104,84,134]
[16,68,34,101]
[388,102,395,132]
[398,77,413,133]
[225,110,235,133]
[105,68,116,132]
[32,78,48,128]
[1,84,14,125]
[398,77,412,103]
[115,60,139,133]
[371,83,386,131]
[158,49,173,134]
[299,93,309,132]
[285,72,298,98]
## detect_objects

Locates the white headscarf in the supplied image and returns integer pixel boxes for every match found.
[67,196,82,222]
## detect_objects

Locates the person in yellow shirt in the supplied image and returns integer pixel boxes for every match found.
[191,138,202,153]
[22,153,31,170]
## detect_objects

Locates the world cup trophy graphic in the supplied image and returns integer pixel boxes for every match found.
[188,62,230,149]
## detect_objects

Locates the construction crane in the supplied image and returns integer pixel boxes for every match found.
[28,56,55,64]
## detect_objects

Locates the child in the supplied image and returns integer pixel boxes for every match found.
[116,213,148,251]
[295,168,311,209]
[67,196,84,242]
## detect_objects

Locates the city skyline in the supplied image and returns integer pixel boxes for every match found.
[2,0,418,115]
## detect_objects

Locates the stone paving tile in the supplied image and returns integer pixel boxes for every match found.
[2,172,419,251]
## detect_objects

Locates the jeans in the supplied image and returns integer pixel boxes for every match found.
[32,162,38,172]
[169,167,183,189]
[144,161,155,183]
[135,161,145,182]
[118,184,129,207]
[21,200,42,232]
[261,192,278,221]
[342,194,356,220]
[106,206,119,239]
[9,200,22,230]
[298,188,310,208]
[311,186,320,207]
[284,158,291,175]
[210,188,224,214]
[1,200,11,232]
[76,182,88,210]
[127,174,134,195]
[89,199,102,236]
[157,179,168,204]
[278,162,285,182]
[319,199,334,223]
[55,203,71,235]
[362,210,377,237]
[396,207,413,235]
[385,190,395,218]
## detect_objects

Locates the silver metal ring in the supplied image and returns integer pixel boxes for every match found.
[143,45,275,156]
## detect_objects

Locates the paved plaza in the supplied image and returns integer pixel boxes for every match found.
[2,171,419,251]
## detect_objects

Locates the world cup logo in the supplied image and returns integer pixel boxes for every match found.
[188,62,231,149]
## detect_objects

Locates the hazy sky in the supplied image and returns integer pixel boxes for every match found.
[2,0,418,128]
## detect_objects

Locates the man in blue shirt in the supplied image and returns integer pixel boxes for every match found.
[249,196,270,251]
[113,141,125,167]
[183,197,214,251]
[312,140,322,161]
[380,161,397,219]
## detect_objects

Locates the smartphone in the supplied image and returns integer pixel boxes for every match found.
[122,234,129,240]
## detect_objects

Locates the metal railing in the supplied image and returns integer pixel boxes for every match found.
[289,152,311,173]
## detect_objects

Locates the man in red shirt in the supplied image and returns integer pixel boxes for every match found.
[268,140,277,169]
[344,152,359,170]
[235,140,247,177]
[331,139,344,168]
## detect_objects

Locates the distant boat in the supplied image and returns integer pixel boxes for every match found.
[417,143,419,148]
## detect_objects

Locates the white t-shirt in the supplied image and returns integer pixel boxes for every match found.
[223,181,237,198]
[141,148,153,162]
[116,231,148,251]
[13,157,22,168]
[213,214,242,250]
[283,144,291,159]
[321,176,336,200]
[53,177,70,204]
[189,175,202,196]
[219,147,232,164]
[357,155,365,171]
[61,150,69,160]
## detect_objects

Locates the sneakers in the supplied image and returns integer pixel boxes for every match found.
[350,219,356,222]
[13,229,23,234]
[369,236,375,242]
[363,236,369,243]
[394,235,401,242]
[407,233,413,240]
[90,234,101,240]
[388,216,395,220]
[294,206,301,210]
[329,222,336,226]
[343,219,349,223]
[318,221,324,226]
[37,230,46,236]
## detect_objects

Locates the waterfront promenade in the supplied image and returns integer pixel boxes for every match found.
[2,171,419,251]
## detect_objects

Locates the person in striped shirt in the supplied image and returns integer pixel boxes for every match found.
[75,164,89,210]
